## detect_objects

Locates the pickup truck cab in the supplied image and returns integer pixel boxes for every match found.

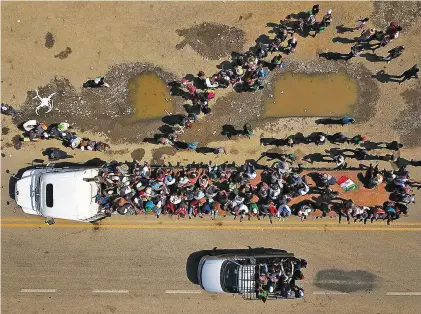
[15,166,106,222]
[197,251,306,300]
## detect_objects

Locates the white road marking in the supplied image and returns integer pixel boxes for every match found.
[92,290,129,294]
[20,289,57,293]
[165,290,202,294]
[386,292,421,296]
[313,291,349,295]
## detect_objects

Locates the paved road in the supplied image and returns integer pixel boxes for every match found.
[2,220,421,313]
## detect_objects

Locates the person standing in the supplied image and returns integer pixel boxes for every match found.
[243,123,253,138]
[333,154,347,169]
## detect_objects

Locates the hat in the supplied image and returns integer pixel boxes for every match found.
[235,66,244,75]
[296,289,304,298]
[327,9,332,14]
[111,175,120,181]
[165,175,176,185]
[121,164,129,172]
[362,136,367,141]
[179,177,189,185]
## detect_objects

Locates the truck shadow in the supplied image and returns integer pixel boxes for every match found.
[314,269,378,292]
[186,247,288,284]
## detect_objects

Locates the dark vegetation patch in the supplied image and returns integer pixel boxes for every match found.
[176,23,245,60]
[17,63,183,144]
[54,47,72,59]
[2,127,10,135]
[131,148,145,161]
[45,32,55,48]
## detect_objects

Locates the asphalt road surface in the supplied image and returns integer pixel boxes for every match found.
[2,219,421,314]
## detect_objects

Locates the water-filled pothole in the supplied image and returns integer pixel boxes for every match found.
[264,73,358,117]
[128,73,174,120]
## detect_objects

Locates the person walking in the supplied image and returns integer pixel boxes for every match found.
[382,45,405,63]
[347,134,367,145]
[340,116,355,126]
[396,65,419,84]
[333,154,347,169]
[345,44,364,60]
[354,17,369,31]
[214,147,227,156]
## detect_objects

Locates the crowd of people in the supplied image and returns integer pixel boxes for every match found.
[89,154,417,225]
[18,120,110,154]
[256,258,307,302]
[1,4,418,226]
[156,4,336,149]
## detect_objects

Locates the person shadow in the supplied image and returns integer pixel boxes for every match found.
[332,36,356,44]
[315,118,342,125]
[319,52,350,61]
[260,137,287,146]
[360,52,383,62]
[221,124,243,139]
[336,25,355,34]
[371,70,401,83]
[196,147,216,155]
[303,153,332,164]
[361,140,383,151]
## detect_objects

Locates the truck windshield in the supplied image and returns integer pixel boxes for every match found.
[220,260,239,293]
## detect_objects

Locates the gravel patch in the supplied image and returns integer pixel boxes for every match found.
[371,1,421,32]
[17,63,184,144]
[393,81,421,148]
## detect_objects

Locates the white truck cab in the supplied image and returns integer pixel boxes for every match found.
[15,166,105,222]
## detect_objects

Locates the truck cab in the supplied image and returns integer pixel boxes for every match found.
[15,166,105,222]
[197,251,305,300]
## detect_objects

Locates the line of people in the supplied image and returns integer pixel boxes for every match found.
[19,120,110,154]
[91,157,416,224]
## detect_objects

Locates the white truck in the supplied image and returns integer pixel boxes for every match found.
[197,250,306,300]
[14,165,106,222]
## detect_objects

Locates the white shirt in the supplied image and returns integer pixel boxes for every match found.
[298,184,310,196]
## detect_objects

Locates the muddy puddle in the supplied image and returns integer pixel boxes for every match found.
[264,73,358,117]
[128,73,174,121]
